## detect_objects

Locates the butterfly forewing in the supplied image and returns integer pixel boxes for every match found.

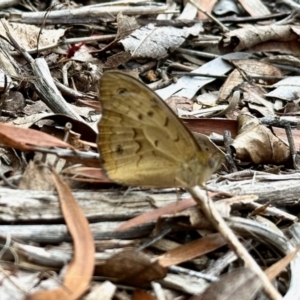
[100,72,199,155]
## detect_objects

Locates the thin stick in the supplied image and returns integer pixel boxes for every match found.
[188,186,282,300]
[188,0,229,32]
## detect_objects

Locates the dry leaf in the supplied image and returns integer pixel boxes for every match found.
[26,170,95,300]
[284,99,300,114]
[102,12,138,67]
[158,233,226,267]
[95,248,166,288]
[231,114,290,164]
[0,22,65,51]
[190,268,262,300]
[220,25,300,53]
[0,123,73,151]
[265,245,299,281]
[100,12,139,54]
[232,59,282,84]
[120,23,202,59]
[249,40,300,56]
[133,289,156,300]
[62,166,111,183]
[104,51,132,69]
[218,60,282,103]
[242,85,275,117]
[35,114,97,144]
[218,70,244,104]
[184,118,238,137]
[165,96,194,112]
[18,161,54,191]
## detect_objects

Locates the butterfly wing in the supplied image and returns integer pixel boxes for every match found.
[97,71,219,187]
[98,110,181,186]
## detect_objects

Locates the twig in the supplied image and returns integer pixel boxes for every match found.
[188,186,282,300]
[285,124,299,170]
[188,0,229,32]
[8,4,170,25]
[175,47,219,59]
[223,130,237,173]
[169,265,218,282]
[1,19,85,122]
[171,71,287,81]
[10,35,116,56]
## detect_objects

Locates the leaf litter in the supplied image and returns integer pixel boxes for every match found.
[0,1,300,299]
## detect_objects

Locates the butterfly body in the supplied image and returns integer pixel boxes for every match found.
[97,71,223,187]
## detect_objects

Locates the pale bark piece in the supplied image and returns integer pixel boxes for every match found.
[0,270,60,300]
[237,0,270,16]
[156,52,251,100]
[85,281,116,300]
[0,188,179,223]
[220,25,300,53]
[214,0,241,15]
[231,114,290,164]
[160,273,209,294]
[177,2,198,19]
[120,23,203,59]
[267,76,300,100]
[0,68,12,92]
[196,92,218,107]
[213,176,300,205]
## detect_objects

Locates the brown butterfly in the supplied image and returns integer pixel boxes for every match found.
[97,71,223,187]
